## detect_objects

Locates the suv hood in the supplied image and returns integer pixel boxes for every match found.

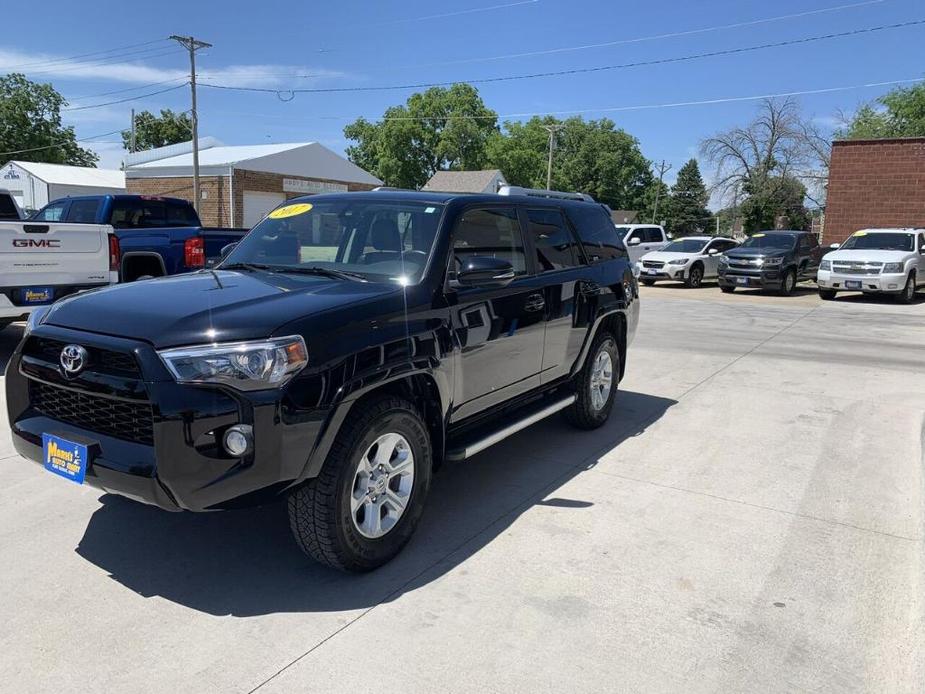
[42,270,401,349]
[825,249,911,263]
[639,250,702,263]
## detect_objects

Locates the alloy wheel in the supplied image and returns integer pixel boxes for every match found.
[589,349,613,411]
[350,433,415,539]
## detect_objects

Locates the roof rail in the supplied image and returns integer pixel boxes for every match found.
[497,185,596,202]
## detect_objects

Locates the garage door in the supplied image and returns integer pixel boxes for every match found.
[243,191,286,228]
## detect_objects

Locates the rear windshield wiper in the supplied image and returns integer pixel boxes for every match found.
[276,266,368,282]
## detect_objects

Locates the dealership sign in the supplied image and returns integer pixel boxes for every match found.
[3,165,20,180]
[282,178,348,195]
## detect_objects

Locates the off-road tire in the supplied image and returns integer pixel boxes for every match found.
[563,331,619,430]
[778,269,797,297]
[287,395,432,572]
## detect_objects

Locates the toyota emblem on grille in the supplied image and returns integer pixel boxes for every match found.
[60,344,89,376]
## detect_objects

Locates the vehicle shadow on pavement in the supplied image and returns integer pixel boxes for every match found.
[74,389,676,617]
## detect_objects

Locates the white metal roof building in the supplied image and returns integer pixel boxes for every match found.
[124,139,382,227]
[0,160,125,213]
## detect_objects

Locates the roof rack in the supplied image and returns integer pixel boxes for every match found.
[496,185,596,202]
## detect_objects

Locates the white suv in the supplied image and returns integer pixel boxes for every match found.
[818,228,924,303]
[615,224,668,266]
[638,236,739,287]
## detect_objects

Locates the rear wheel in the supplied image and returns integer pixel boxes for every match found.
[564,331,619,430]
[818,288,837,301]
[895,272,916,304]
[778,269,797,296]
[684,263,703,288]
[287,395,432,572]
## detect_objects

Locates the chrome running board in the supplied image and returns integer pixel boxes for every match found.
[446,395,576,462]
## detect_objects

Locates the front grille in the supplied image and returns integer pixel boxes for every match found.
[30,381,154,445]
[832,262,882,275]
[728,258,760,268]
[25,337,139,375]
[642,260,664,269]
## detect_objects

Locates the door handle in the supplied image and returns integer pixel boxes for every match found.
[579,281,600,295]
[524,294,545,312]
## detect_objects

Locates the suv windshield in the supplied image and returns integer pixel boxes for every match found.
[740,233,796,250]
[222,199,444,283]
[662,239,708,253]
[839,232,914,252]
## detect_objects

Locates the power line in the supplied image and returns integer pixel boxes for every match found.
[0,129,123,158]
[0,39,170,70]
[61,83,189,112]
[64,78,189,102]
[380,0,538,24]
[19,47,187,77]
[198,18,925,97]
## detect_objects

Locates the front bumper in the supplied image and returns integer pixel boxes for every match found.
[717,265,784,288]
[638,264,688,281]
[6,325,327,511]
[817,270,906,293]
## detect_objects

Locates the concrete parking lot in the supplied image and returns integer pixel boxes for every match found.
[1,286,923,693]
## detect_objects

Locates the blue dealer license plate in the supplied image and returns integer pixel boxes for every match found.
[22,287,53,304]
[845,280,862,289]
[42,434,88,484]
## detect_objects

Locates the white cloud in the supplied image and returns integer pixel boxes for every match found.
[0,47,347,88]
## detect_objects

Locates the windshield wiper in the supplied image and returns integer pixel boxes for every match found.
[276,266,368,282]
[220,262,277,273]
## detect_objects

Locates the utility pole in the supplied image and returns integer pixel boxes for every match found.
[651,160,672,224]
[130,108,136,153]
[544,124,564,191]
[170,34,212,215]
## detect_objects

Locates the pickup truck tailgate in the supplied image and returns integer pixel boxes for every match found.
[0,222,112,286]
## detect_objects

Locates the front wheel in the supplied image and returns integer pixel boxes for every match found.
[720,285,735,294]
[288,395,432,572]
[778,269,797,296]
[819,288,837,301]
[563,331,619,430]
[895,272,916,304]
[684,264,703,288]
[640,278,656,286]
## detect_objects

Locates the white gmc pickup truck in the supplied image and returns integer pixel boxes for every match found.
[0,219,118,330]
[818,228,925,303]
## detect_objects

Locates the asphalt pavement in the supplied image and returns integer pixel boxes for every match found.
[0,283,923,693]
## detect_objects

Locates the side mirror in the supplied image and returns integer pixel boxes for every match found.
[456,256,515,287]
[829,243,840,249]
[627,237,641,246]
[707,248,720,255]
[220,242,238,259]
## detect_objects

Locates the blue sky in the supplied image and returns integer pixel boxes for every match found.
[2,0,922,190]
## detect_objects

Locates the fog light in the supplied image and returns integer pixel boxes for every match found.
[223,425,253,456]
[888,284,898,289]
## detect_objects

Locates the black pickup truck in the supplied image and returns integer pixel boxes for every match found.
[717,230,826,296]
[7,190,638,571]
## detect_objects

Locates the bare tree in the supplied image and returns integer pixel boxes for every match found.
[700,98,831,207]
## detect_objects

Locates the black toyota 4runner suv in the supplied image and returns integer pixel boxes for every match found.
[717,230,825,296]
[6,191,639,571]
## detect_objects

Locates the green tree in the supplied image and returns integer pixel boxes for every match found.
[0,73,98,166]
[121,109,192,151]
[666,159,712,236]
[344,84,498,189]
[740,175,809,232]
[839,83,925,139]
[488,115,654,211]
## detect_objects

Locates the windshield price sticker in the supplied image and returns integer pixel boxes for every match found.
[753,233,765,238]
[268,203,313,220]
[854,231,868,236]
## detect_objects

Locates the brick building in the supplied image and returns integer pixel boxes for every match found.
[824,137,925,244]
[124,139,381,227]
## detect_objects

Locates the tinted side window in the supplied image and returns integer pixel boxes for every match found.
[627,229,645,244]
[166,202,199,226]
[645,227,664,243]
[111,199,166,228]
[64,199,100,223]
[566,206,626,262]
[452,207,527,277]
[0,195,18,219]
[527,208,581,271]
[33,201,67,222]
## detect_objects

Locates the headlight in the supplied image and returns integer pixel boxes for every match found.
[23,306,50,338]
[820,260,831,271]
[159,336,308,391]
[763,257,784,265]
[883,262,904,273]
[668,258,689,265]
